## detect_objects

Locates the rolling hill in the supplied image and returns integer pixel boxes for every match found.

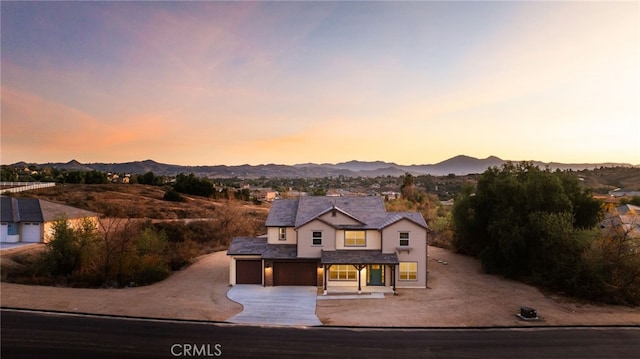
[8,156,637,178]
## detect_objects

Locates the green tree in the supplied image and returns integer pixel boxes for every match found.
[452,162,603,279]
[164,189,185,202]
[174,173,214,197]
[138,171,161,185]
[400,172,415,200]
[1,165,19,181]
[620,196,640,206]
[130,227,170,285]
[41,217,99,276]
[311,187,328,196]
[580,210,640,304]
[235,188,251,201]
[65,171,85,184]
[84,170,108,184]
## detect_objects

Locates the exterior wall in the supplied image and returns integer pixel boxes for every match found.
[381,220,427,254]
[266,226,297,244]
[296,220,336,258]
[263,191,277,202]
[318,211,361,226]
[228,255,262,285]
[381,219,428,288]
[334,229,381,250]
[43,221,55,243]
[229,257,237,286]
[1,222,20,243]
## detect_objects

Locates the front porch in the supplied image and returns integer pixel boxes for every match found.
[318,285,393,300]
[323,285,394,294]
[320,250,399,295]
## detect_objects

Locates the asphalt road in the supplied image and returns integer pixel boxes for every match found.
[2,308,639,359]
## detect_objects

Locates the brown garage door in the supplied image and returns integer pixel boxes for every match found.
[236,260,262,284]
[273,261,317,286]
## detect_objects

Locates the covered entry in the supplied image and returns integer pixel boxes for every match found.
[236,260,262,284]
[273,261,317,286]
[367,264,385,286]
[321,250,399,293]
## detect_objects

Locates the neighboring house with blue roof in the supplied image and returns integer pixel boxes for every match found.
[0,196,98,244]
[228,196,431,293]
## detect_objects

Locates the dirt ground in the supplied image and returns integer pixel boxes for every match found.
[0,249,241,321]
[1,246,639,326]
[317,246,640,327]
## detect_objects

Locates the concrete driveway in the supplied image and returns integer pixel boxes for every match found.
[226,285,321,326]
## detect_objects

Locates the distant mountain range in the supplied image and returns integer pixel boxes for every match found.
[8,155,637,178]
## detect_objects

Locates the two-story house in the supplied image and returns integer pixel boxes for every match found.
[227,196,430,293]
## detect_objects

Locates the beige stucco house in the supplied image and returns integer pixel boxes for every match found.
[228,196,430,293]
[0,196,98,243]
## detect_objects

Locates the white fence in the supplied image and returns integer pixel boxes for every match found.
[0,182,56,193]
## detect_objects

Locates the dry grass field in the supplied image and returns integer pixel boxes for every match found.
[15,183,269,220]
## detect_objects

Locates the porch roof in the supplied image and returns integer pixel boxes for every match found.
[227,237,298,259]
[320,250,399,265]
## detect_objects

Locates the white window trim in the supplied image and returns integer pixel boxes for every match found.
[399,231,410,246]
[312,230,323,246]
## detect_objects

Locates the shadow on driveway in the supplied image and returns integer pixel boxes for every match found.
[226,285,321,326]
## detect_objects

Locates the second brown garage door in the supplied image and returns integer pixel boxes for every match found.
[236,259,262,284]
[273,261,318,286]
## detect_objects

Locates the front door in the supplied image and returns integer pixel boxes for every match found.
[367,264,384,286]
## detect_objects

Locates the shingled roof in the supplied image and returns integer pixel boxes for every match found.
[227,237,268,255]
[265,199,299,227]
[226,237,299,259]
[0,196,97,223]
[264,196,429,230]
[321,250,399,265]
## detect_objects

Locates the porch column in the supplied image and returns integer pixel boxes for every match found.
[391,264,397,294]
[323,264,329,295]
[354,264,366,294]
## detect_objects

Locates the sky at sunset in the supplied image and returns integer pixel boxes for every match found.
[1,1,638,166]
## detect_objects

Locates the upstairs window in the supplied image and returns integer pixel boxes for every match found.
[399,232,410,246]
[312,231,322,246]
[344,230,366,247]
[278,227,286,241]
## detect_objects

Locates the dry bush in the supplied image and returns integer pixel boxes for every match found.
[578,227,640,305]
[168,240,200,270]
[6,186,268,288]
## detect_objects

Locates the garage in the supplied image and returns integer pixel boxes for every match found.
[21,222,42,243]
[236,260,262,284]
[273,261,318,286]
